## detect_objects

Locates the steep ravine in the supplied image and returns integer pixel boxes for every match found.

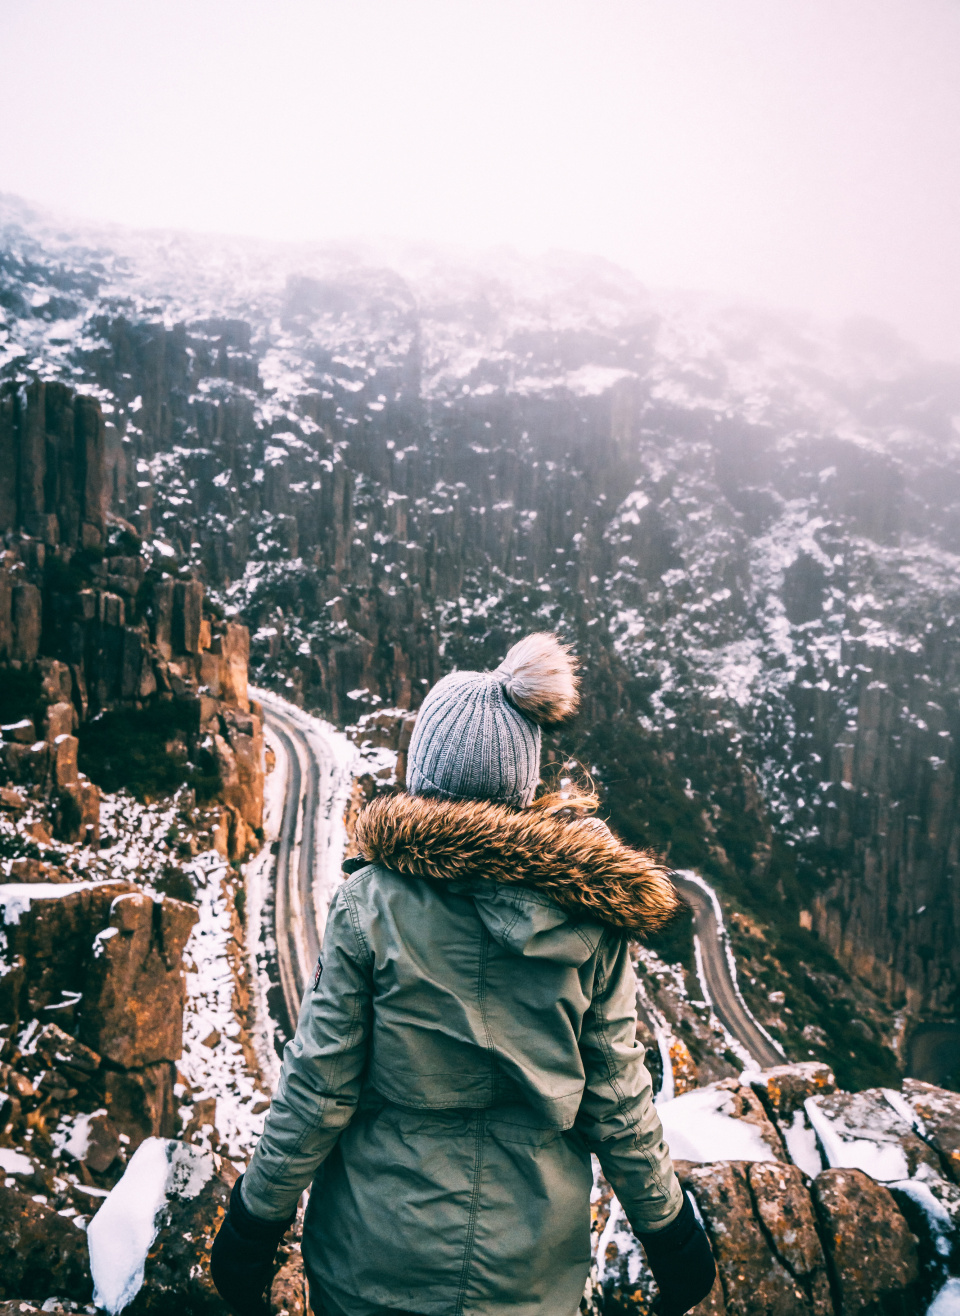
[3,196,960,1084]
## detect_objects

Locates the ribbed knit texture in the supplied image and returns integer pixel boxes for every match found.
[406,670,541,807]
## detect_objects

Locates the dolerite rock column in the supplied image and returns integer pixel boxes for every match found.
[0,881,198,1149]
[812,1169,921,1314]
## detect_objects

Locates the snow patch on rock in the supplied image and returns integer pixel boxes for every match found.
[658,1085,779,1163]
[87,1137,214,1314]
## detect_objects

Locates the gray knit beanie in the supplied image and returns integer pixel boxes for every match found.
[406,633,579,807]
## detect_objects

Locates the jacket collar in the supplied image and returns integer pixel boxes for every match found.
[352,792,683,937]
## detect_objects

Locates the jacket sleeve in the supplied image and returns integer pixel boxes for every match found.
[241,884,373,1221]
[575,934,684,1233]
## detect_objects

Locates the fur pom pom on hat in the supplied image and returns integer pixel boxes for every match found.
[494,633,579,725]
[406,632,579,807]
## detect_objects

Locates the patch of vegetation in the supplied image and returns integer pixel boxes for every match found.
[78,700,221,804]
[729,918,901,1090]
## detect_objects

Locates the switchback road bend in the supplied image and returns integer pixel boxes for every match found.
[262,701,324,1036]
[670,872,784,1070]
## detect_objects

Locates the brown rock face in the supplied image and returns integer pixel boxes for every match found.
[213,705,264,833]
[678,1160,814,1315]
[0,381,264,849]
[0,1183,92,1302]
[812,1168,920,1315]
[0,381,104,552]
[0,879,136,1022]
[215,622,252,712]
[1,881,195,1145]
[172,580,204,655]
[80,890,198,1068]
[101,1062,178,1149]
[746,1162,833,1313]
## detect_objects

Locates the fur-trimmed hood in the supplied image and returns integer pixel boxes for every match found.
[352,792,683,937]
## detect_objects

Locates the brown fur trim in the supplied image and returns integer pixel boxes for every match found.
[354,793,683,937]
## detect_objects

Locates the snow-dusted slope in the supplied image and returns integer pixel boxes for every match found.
[3,193,959,1059]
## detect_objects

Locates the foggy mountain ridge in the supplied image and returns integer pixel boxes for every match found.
[4,193,960,1089]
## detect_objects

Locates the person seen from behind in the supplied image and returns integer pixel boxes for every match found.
[211,633,716,1315]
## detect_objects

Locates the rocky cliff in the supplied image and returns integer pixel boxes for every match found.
[2,195,959,1067]
[0,375,264,855]
[594,1062,960,1315]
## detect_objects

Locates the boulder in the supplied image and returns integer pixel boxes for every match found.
[901,1080,960,1182]
[87,1137,236,1316]
[811,1168,920,1314]
[748,1063,838,1179]
[31,1021,100,1088]
[80,891,198,1068]
[0,1183,92,1301]
[749,1062,836,1120]
[0,879,135,1018]
[7,857,72,883]
[805,1087,941,1182]
[678,1160,812,1315]
[79,1111,123,1175]
[0,721,35,745]
[746,1161,832,1313]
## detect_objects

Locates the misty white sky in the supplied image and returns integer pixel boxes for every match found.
[1,0,959,356]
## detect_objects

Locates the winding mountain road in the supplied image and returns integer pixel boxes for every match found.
[670,871,784,1070]
[258,695,784,1070]
[257,692,354,1035]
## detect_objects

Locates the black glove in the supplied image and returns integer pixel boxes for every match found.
[639,1192,716,1316]
[210,1174,296,1316]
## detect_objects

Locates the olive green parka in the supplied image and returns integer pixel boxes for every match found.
[242,794,685,1316]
